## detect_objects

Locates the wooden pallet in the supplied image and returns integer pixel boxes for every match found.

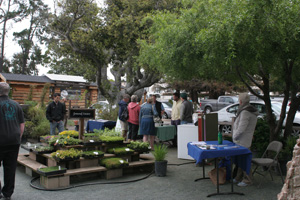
[18,152,155,189]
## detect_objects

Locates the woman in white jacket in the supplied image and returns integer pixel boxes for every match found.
[232,93,259,187]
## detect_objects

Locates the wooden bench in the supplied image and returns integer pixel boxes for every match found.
[17,154,46,177]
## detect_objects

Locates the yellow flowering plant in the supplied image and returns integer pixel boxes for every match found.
[59,130,79,137]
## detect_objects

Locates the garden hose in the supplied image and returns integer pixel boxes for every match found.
[29,161,195,191]
[30,170,154,191]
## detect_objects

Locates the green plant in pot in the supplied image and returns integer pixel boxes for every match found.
[278,136,297,175]
[153,144,168,177]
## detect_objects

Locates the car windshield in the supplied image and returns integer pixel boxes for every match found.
[231,97,239,103]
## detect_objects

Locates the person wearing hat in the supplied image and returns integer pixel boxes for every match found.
[180,93,193,124]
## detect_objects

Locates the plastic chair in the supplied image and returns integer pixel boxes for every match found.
[252,141,284,184]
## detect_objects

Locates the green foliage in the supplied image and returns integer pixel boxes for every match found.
[24,121,35,137]
[107,147,134,156]
[96,107,119,121]
[27,85,36,101]
[40,135,59,143]
[153,144,168,161]
[40,83,50,108]
[51,148,82,160]
[24,101,38,107]
[84,133,99,137]
[251,118,270,157]
[81,150,104,159]
[38,166,66,173]
[99,158,129,169]
[31,119,50,138]
[127,141,150,152]
[83,137,101,143]
[48,136,82,146]
[27,105,46,124]
[94,128,121,137]
[99,135,124,143]
[279,136,297,161]
[34,146,54,153]
[59,130,79,137]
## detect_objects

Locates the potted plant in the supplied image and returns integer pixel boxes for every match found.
[37,166,67,176]
[59,130,79,138]
[278,136,297,175]
[48,136,83,147]
[50,148,82,162]
[153,144,168,177]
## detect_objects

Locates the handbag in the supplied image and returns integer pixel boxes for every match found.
[152,105,161,123]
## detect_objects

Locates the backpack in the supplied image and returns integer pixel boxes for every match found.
[120,106,129,121]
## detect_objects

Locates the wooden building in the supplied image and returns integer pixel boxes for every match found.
[0,73,98,108]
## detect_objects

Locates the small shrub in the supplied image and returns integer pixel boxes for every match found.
[251,118,270,157]
[31,119,50,138]
[24,121,35,137]
[153,144,168,161]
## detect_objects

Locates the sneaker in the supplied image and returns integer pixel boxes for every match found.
[233,179,239,183]
[237,181,248,187]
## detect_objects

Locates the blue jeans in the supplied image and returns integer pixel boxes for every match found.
[50,121,64,135]
[181,121,188,125]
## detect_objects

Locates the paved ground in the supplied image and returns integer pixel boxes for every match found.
[0,144,284,200]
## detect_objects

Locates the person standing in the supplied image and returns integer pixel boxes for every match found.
[62,97,68,130]
[152,94,165,119]
[139,98,158,150]
[127,95,141,141]
[0,82,25,199]
[232,93,258,187]
[118,94,130,140]
[180,93,193,124]
[171,92,182,146]
[46,93,66,135]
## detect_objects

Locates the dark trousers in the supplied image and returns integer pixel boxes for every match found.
[128,122,140,140]
[171,119,181,146]
[0,145,20,198]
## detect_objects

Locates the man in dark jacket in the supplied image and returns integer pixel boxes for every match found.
[118,94,130,140]
[46,93,66,135]
[180,93,193,124]
[0,82,24,199]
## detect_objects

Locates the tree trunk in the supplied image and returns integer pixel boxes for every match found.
[0,0,11,73]
[284,90,300,138]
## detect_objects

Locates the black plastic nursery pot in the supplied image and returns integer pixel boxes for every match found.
[155,160,168,177]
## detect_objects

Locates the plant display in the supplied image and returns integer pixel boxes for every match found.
[51,148,82,161]
[99,135,124,143]
[33,146,55,153]
[84,133,99,137]
[81,150,104,159]
[83,137,101,143]
[107,147,134,156]
[94,128,122,137]
[37,166,67,176]
[48,136,82,146]
[153,144,168,161]
[59,130,79,137]
[40,135,60,143]
[127,141,150,153]
[99,158,129,169]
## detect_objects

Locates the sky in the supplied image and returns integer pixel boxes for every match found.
[4,0,106,76]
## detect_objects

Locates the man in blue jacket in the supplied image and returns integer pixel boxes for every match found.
[0,82,24,200]
[118,94,130,140]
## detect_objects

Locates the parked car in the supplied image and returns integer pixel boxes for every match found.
[200,96,238,114]
[216,101,300,135]
[161,101,172,119]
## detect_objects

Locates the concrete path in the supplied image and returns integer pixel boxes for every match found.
[0,144,283,200]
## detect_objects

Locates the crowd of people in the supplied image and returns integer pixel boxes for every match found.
[118,92,194,150]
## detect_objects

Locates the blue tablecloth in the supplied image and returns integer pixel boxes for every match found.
[86,120,116,132]
[188,140,252,175]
